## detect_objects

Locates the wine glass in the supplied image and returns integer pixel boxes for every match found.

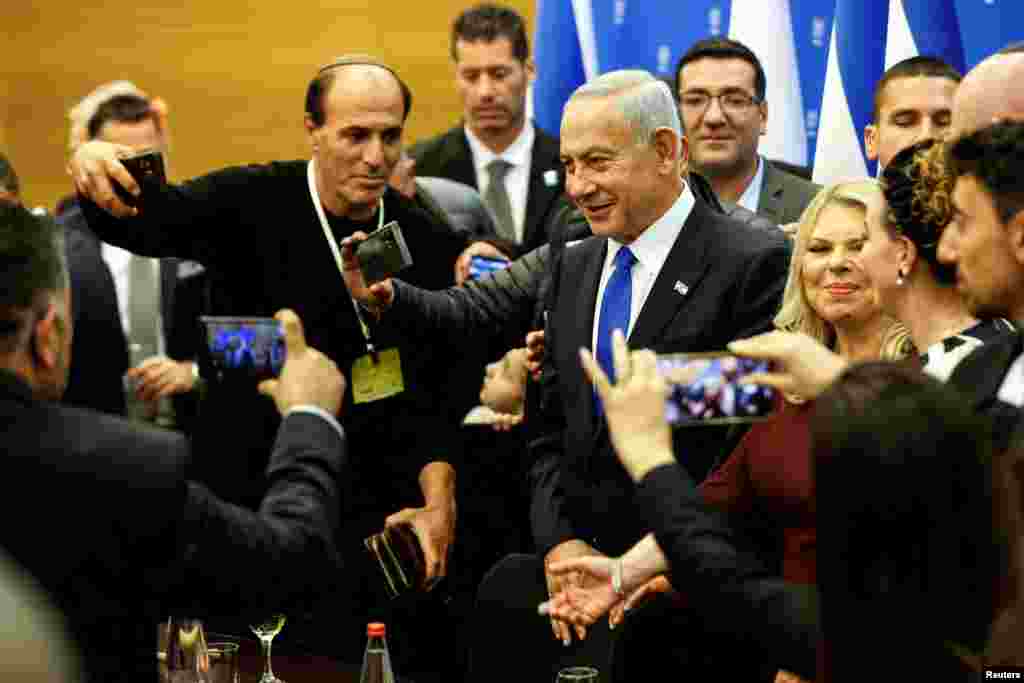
[249,614,286,683]
[556,666,599,682]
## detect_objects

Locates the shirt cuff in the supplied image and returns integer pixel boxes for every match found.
[285,405,345,443]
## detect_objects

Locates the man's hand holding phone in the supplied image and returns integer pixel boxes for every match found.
[69,141,142,217]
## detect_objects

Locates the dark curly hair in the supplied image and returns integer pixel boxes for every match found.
[949,121,1024,224]
[880,139,957,285]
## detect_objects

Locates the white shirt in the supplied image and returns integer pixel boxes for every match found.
[998,354,1024,407]
[101,243,165,357]
[736,155,766,214]
[591,183,696,352]
[464,121,535,244]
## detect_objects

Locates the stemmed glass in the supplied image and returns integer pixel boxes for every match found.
[249,614,287,683]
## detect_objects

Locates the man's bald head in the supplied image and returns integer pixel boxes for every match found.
[951,51,1024,140]
[304,56,413,127]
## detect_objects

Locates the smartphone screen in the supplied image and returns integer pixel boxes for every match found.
[198,317,285,382]
[468,255,511,280]
[656,352,776,426]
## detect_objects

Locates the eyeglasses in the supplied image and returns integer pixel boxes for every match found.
[679,91,761,116]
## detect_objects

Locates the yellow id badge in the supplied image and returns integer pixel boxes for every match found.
[351,348,405,404]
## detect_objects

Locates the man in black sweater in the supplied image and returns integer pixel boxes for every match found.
[68,56,472,680]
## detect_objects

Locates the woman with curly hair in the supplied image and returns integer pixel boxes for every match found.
[859,139,1013,380]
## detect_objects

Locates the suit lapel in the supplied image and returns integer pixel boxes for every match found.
[160,259,178,340]
[522,131,563,248]
[628,200,714,350]
[757,161,786,225]
[960,331,1024,409]
[437,128,478,189]
[569,238,610,439]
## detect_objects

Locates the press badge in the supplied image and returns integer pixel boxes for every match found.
[351,348,405,403]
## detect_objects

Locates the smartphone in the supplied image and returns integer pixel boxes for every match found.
[114,149,167,207]
[197,317,285,382]
[656,352,776,426]
[468,255,511,280]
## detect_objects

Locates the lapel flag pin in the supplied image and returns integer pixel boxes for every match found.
[543,169,559,187]
[674,281,689,296]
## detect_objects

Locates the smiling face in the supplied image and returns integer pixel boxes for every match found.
[801,201,880,327]
[677,57,766,180]
[306,66,405,220]
[560,94,674,243]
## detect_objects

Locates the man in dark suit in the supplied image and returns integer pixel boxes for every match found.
[676,38,819,226]
[342,70,790,680]
[0,202,348,682]
[408,3,565,253]
[61,82,198,423]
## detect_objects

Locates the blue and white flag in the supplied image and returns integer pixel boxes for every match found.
[813,0,972,184]
[812,0,889,184]
[532,0,1021,181]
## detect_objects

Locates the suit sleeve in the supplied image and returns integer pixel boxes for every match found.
[387,243,550,352]
[163,411,346,617]
[727,235,792,342]
[638,463,818,680]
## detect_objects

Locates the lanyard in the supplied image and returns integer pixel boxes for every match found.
[307,159,384,355]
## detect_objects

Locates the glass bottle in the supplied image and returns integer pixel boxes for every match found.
[163,617,210,683]
[359,622,394,683]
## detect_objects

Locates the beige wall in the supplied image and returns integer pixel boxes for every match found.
[2,0,534,209]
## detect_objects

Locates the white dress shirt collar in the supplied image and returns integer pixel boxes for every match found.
[593,182,696,350]
[464,120,535,171]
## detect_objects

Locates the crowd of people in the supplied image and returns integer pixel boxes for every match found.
[3,3,1024,681]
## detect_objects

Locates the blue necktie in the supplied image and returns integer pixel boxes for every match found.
[596,246,637,388]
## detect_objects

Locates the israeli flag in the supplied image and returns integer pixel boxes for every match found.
[532,1,834,168]
[813,0,970,184]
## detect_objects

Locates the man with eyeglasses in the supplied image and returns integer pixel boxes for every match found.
[675,38,819,226]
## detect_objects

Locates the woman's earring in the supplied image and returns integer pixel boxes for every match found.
[896,267,906,286]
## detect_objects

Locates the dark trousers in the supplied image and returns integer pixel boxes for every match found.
[466,553,776,682]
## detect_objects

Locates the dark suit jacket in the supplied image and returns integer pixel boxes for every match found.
[385,195,790,555]
[542,197,790,555]
[408,124,566,252]
[60,201,179,416]
[948,329,1024,450]
[756,160,821,226]
[0,369,345,682]
[638,463,818,680]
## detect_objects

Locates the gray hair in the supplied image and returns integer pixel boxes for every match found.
[569,70,682,146]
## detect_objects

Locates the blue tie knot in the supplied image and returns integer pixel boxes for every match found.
[614,246,637,271]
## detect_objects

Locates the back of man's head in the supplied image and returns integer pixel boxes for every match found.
[450,3,529,62]
[872,56,961,122]
[675,37,767,102]
[0,203,66,356]
[0,154,20,206]
[952,49,1024,140]
[949,121,1024,224]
